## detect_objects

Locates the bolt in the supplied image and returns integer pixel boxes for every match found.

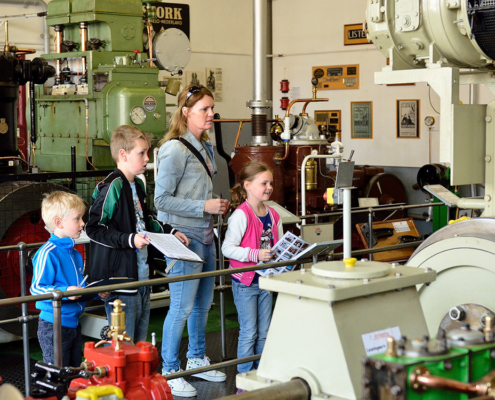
[485,195,492,202]
[486,155,492,163]
[296,295,301,300]
[486,116,492,123]
[425,267,432,272]
[266,379,273,384]
[391,263,398,268]
[363,278,370,283]
[296,279,303,284]
[395,272,402,277]
[327,285,335,289]
[241,373,247,377]
[444,361,453,370]
[391,385,402,395]
[300,268,306,274]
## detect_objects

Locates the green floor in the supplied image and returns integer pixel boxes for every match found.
[0,288,239,362]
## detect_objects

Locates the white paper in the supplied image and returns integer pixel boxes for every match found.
[143,231,203,262]
[361,326,402,356]
[392,221,410,233]
[256,232,311,276]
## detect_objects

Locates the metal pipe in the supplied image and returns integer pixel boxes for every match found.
[233,121,244,150]
[54,25,63,83]
[30,80,36,152]
[343,187,352,259]
[218,212,227,360]
[213,119,282,123]
[18,242,31,396]
[300,154,341,224]
[52,290,63,367]
[368,208,374,261]
[223,378,311,400]
[79,22,88,81]
[457,198,485,209]
[253,0,267,104]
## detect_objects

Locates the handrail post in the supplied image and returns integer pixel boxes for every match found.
[368,208,374,261]
[52,290,63,366]
[218,216,227,360]
[18,241,31,396]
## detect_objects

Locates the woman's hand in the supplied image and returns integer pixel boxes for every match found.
[134,233,149,249]
[175,231,189,246]
[258,249,273,262]
[205,199,230,215]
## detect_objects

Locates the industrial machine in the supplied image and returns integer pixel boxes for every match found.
[363,321,495,399]
[0,0,190,341]
[236,258,436,399]
[0,300,173,400]
[365,0,495,340]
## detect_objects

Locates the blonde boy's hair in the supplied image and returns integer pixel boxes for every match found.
[41,191,86,232]
[110,125,154,163]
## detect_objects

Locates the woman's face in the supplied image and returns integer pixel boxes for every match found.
[184,95,215,137]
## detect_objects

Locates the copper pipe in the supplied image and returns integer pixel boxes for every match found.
[54,25,63,82]
[286,98,329,117]
[4,21,10,52]
[302,98,328,115]
[294,146,312,216]
[410,367,491,396]
[80,22,88,80]
[233,121,244,150]
[83,99,97,170]
[274,141,290,161]
[147,20,154,68]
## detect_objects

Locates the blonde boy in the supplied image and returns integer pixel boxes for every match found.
[30,191,88,367]
[85,125,187,343]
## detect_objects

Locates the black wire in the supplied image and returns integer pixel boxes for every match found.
[428,86,440,114]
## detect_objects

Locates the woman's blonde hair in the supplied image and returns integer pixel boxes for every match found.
[158,84,214,147]
[230,161,273,209]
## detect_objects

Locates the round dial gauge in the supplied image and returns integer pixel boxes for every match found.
[130,106,146,125]
[424,116,435,126]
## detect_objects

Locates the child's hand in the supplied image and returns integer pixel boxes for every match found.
[134,233,149,249]
[175,232,189,246]
[67,286,81,300]
[258,249,273,262]
[98,292,110,300]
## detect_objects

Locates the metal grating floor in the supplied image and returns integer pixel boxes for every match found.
[157,327,241,399]
[0,328,241,399]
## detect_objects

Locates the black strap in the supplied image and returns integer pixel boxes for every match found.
[172,137,212,180]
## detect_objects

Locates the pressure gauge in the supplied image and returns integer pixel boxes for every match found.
[130,106,146,125]
[424,116,435,127]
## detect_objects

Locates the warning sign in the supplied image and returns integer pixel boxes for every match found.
[144,96,157,112]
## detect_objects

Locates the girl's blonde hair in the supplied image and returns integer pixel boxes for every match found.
[230,161,273,209]
[158,84,214,147]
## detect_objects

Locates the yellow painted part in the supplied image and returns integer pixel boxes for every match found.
[327,188,334,204]
[448,216,471,225]
[343,257,357,268]
[75,385,124,400]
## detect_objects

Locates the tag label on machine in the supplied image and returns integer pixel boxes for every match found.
[144,96,157,112]
[362,326,401,356]
[392,221,410,233]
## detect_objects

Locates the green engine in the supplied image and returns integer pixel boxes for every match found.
[33,0,180,171]
[363,322,495,399]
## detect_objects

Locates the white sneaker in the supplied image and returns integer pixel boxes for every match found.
[162,368,197,397]
[186,356,227,382]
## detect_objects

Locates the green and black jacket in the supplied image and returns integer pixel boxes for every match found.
[85,168,175,287]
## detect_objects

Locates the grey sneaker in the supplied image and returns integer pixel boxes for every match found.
[186,356,227,382]
[162,368,197,397]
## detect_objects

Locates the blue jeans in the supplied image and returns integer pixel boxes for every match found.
[38,318,83,367]
[104,286,151,343]
[232,280,272,373]
[161,238,216,372]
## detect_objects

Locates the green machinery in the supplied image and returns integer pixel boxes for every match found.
[32,0,189,171]
[363,321,495,399]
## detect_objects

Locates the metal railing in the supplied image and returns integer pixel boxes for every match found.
[0,200,437,396]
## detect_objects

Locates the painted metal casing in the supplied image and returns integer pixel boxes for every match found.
[365,0,494,70]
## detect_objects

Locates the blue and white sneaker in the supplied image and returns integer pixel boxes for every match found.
[186,356,227,382]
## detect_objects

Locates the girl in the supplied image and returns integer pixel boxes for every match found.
[222,161,283,383]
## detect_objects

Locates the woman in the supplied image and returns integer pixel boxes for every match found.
[154,85,230,398]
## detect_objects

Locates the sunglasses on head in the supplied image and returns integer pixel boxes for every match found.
[185,85,204,105]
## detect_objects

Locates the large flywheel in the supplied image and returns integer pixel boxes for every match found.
[0,181,87,338]
[363,173,407,220]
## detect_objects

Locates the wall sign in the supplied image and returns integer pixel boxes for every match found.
[312,64,359,90]
[351,101,373,139]
[397,100,420,138]
[344,23,369,46]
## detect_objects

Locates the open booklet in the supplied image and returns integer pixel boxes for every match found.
[142,231,204,263]
[257,232,340,276]
[257,232,311,276]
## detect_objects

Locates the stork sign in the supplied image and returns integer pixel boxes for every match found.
[143,2,190,41]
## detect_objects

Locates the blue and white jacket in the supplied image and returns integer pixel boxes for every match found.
[30,234,86,328]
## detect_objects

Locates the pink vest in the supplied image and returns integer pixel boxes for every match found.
[229,201,281,286]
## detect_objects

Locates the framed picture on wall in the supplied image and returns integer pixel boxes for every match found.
[397,100,420,138]
[351,101,373,138]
